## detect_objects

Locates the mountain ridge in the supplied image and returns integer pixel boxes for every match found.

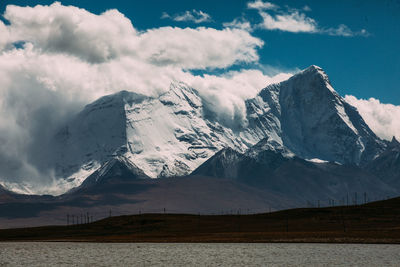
[0,65,393,196]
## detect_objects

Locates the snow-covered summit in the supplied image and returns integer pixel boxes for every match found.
[301,65,332,88]
[51,81,249,184]
[243,65,385,165]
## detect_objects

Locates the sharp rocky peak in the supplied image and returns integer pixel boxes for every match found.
[245,65,385,166]
[390,136,400,145]
[303,64,325,73]
[79,156,149,187]
[246,137,294,159]
[159,81,202,109]
[388,136,400,150]
[287,65,336,94]
[97,156,148,177]
[83,81,200,113]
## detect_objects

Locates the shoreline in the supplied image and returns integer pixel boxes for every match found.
[1,238,400,244]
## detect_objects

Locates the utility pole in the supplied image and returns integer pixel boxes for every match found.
[67,214,69,226]
[286,216,289,233]
[341,208,346,233]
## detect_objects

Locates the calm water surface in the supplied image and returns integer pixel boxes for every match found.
[0,242,399,266]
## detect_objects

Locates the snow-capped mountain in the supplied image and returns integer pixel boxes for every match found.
[51,81,249,188]
[242,65,385,165]
[15,65,389,194]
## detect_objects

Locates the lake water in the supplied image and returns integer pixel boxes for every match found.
[0,242,399,266]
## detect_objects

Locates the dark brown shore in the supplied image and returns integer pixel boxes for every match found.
[1,197,399,243]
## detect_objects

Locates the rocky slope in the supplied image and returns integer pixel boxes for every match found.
[192,137,396,203]
[366,137,400,186]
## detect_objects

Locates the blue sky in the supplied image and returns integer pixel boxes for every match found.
[1,0,399,105]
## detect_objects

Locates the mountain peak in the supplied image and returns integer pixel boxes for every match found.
[76,156,149,190]
[305,64,323,72]
[161,81,202,109]
[191,147,242,179]
[389,136,400,148]
[102,90,147,104]
[294,65,334,92]
[301,65,326,76]
[81,90,148,117]
[246,137,294,159]
[246,64,384,165]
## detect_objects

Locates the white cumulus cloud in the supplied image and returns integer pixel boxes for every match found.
[345,95,400,141]
[137,26,263,69]
[0,21,10,50]
[5,2,261,68]
[187,70,291,129]
[247,0,278,11]
[4,2,138,63]
[258,10,317,33]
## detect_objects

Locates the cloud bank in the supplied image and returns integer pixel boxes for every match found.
[0,2,290,188]
[344,96,400,141]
